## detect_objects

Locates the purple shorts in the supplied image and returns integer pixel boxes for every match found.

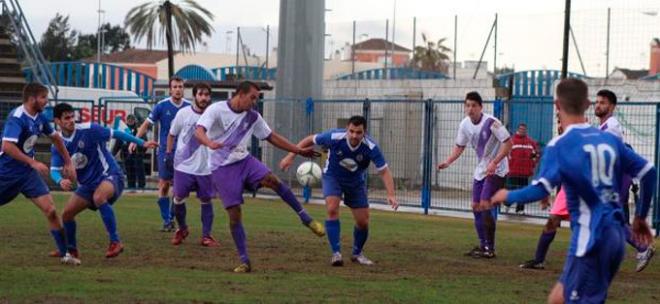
[211,155,270,209]
[173,170,215,202]
[472,175,506,204]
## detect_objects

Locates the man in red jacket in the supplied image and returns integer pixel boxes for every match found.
[506,123,540,214]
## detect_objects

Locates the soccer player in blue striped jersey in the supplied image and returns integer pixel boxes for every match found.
[131,76,190,231]
[488,79,656,303]
[50,103,157,261]
[0,83,78,265]
[280,115,399,266]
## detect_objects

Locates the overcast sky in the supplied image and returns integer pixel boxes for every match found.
[19,0,660,75]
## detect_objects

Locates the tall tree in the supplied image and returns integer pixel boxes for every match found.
[124,0,214,78]
[410,33,452,73]
[73,23,132,60]
[39,13,78,61]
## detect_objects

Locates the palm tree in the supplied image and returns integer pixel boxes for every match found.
[410,33,452,73]
[124,0,214,78]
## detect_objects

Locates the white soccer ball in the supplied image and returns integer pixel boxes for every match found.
[296,161,322,186]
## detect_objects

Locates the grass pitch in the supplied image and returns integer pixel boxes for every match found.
[1,193,659,303]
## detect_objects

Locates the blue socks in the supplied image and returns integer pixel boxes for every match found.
[50,229,67,257]
[275,183,313,224]
[230,222,249,264]
[534,230,556,263]
[157,197,171,225]
[174,201,187,230]
[201,203,214,237]
[352,226,369,256]
[325,219,341,253]
[63,220,77,250]
[98,203,120,242]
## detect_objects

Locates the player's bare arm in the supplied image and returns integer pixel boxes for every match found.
[378,167,398,210]
[194,125,223,150]
[437,145,466,170]
[1,140,49,177]
[129,119,152,153]
[267,131,320,158]
[486,138,512,176]
[279,134,316,171]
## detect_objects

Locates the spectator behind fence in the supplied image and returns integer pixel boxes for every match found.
[112,114,147,192]
[506,123,540,214]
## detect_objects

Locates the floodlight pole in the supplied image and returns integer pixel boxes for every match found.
[561,0,571,79]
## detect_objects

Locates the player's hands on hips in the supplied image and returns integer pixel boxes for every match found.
[388,195,399,211]
[128,142,137,153]
[30,160,49,177]
[208,141,223,150]
[632,216,654,248]
[540,197,550,210]
[297,147,321,158]
[486,161,497,176]
[142,140,158,149]
[279,155,295,171]
[437,161,450,170]
[59,179,73,191]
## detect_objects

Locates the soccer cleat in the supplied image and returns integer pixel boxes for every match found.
[351,254,374,266]
[60,253,81,266]
[200,236,220,247]
[464,246,483,258]
[305,220,326,237]
[519,259,545,270]
[49,248,80,259]
[171,228,189,245]
[479,249,496,259]
[636,246,655,273]
[105,241,124,258]
[160,222,176,232]
[331,252,344,267]
[233,262,252,273]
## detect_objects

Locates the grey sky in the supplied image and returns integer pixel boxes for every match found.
[18,0,660,75]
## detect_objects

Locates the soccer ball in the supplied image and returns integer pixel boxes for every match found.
[296,161,322,186]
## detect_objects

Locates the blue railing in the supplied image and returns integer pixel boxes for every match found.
[336,67,449,80]
[497,70,587,97]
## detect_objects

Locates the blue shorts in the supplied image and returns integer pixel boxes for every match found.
[158,151,173,180]
[322,174,368,209]
[74,174,125,211]
[0,169,50,206]
[559,224,625,303]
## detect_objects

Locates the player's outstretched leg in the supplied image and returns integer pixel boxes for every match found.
[350,207,373,266]
[261,174,325,237]
[171,198,189,245]
[93,180,124,258]
[520,216,560,270]
[200,201,218,247]
[31,194,78,265]
[227,206,250,273]
[325,196,343,266]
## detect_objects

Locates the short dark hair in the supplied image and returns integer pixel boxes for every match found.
[597,89,617,105]
[347,115,367,128]
[22,83,48,103]
[235,81,260,95]
[169,76,184,88]
[518,123,527,128]
[556,78,589,115]
[464,91,483,106]
[53,103,74,119]
[192,82,212,96]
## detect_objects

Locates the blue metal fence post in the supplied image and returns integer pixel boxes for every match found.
[654,104,660,235]
[421,99,433,214]
[362,98,371,129]
[303,97,315,203]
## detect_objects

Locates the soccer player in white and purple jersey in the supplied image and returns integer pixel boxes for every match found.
[437,91,512,258]
[279,116,399,266]
[0,83,78,265]
[194,81,325,273]
[49,103,158,261]
[166,82,217,247]
[132,76,190,232]
[489,79,656,303]
[595,89,655,271]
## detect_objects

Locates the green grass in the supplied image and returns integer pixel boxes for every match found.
[1,193,659,303]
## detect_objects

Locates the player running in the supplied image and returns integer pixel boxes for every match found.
[167,82,217,246]
[49,103,157,261]
[194,81,324,273]
[488,78,656,303]
[0,83,78,265]
[280,115,399,266]
[437,91,512,258]
[131,76,190,231]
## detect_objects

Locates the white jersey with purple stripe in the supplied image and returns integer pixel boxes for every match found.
[147,97,190,151]
[599,116,623,140]
[313,128,388,183]
[0,105,55,177]
[455,113,510,180]
[196,100,272,170]
[169,106,211,176]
